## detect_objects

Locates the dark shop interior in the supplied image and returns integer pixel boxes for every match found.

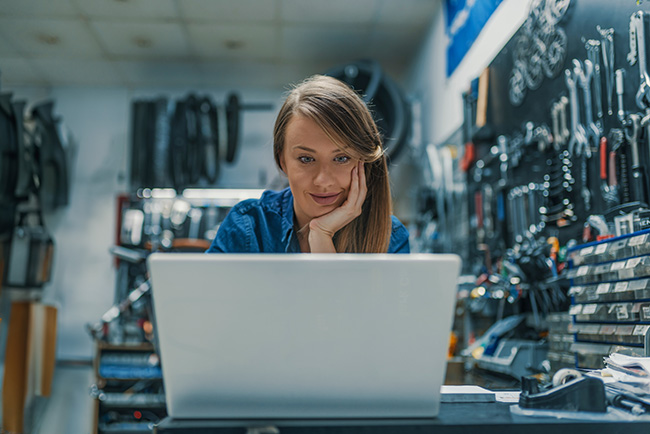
[2,1,650,433]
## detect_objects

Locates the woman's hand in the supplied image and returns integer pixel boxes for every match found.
[307,161,367,252]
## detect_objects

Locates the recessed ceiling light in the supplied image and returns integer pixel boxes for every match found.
[224,39,245,50]
[37,33,60,46]
[132,36,153,48]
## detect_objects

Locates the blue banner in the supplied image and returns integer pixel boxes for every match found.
[445,0,504,77]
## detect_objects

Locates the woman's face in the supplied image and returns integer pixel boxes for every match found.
[280,114,358,229]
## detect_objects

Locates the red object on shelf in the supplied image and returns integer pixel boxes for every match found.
[460,142,476,172]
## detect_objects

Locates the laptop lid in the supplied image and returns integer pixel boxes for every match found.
[147,253,461,419]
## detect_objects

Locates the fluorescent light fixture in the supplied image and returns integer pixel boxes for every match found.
[181,188,265,200]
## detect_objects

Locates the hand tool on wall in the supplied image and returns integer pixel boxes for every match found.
[559,96,571,146]
[641,111,650,206]
[566,65,589,157]
[605,129,625,207]
[575,59,601,149]
[625,113,649,205]
[597,26,615,116]
[585,40,604,126]
[630,11,650,110]
[567,62,592,212]
[600,136,621,208]
[616,69,628,125]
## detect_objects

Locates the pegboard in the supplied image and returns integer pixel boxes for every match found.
[468,0,650,251]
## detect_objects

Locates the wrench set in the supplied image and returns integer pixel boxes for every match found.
[457,2,650,330]
[470,2,650,264]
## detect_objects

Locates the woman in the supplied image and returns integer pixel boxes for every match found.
[206,75,409,253]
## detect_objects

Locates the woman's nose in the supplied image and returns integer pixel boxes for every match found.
[313,164,334,186]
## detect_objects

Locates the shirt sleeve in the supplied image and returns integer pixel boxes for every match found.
[205,205,256,253]
[387,215,410,254]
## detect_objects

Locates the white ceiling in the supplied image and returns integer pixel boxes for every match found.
[0,0,439,89]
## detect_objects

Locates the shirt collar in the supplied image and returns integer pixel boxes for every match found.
[280,188,297,251]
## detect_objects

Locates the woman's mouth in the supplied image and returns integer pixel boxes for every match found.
[309,192,340,205]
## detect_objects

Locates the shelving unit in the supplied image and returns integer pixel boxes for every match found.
[566,230,650,369]
[91,342,166,434]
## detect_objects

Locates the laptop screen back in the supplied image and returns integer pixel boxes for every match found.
[148,253,461,419]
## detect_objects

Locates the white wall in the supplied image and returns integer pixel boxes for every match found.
[6,85,283,360]
[406,0,530,146]
[389,0,529,227]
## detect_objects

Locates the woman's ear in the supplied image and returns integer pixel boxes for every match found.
[278,154,286,173]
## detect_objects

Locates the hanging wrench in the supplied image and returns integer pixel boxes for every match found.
[559,96,571,146]
[631,11,650,109]
[565,66,589,157]
[585,40,604,125]
[567,63,592,211]
[616,69,627,125]
[575,59,601,150]
[628,14,638,66]
[625,113,648,204]
[597,26,615,116]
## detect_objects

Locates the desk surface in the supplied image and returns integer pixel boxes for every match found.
[154,401,650,434]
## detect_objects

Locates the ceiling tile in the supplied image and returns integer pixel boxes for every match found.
[0,0,80,18]
[199,60,329,89]
[281,0,378,25]
[376,0,438,27]
[91,21,190,59]
[281,26,369,63]
[30,58,125,86]
[179,0,278,22]
[73,0,178,20]
[0,18,104,58]
[188,23,278,60]
[199,61,284,88]
[0,34,19,56]
[366,27,422,63]
[117,60,203,86]
[0,57,48,86]
[278,61,335,86]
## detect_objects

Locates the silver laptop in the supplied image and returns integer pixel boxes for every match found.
[147,253,461,419]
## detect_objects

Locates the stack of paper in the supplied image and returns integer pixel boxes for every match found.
[602,353,650,391]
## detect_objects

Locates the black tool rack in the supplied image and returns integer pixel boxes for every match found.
[566,229,650,369]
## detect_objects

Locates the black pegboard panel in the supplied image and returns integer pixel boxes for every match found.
[468,0,650,250]
[488,1,649,135]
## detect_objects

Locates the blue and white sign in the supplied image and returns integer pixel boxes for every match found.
[445,0,504,77]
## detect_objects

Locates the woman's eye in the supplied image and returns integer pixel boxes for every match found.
[298,156,314,164]
[334,155,351,164]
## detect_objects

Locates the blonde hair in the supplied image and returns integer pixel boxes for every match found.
[273,75,392,253]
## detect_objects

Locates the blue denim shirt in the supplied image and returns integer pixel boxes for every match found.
[206,188,410,253]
